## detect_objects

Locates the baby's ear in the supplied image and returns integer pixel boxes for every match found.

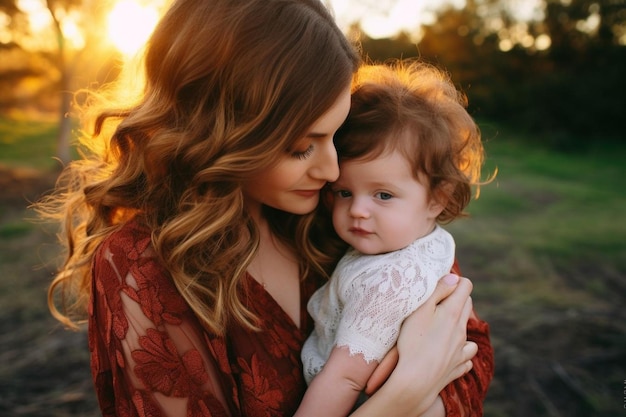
[428,182,453,217]
[427,197,446,218]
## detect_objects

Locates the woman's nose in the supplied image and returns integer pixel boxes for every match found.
[310,138,339,182]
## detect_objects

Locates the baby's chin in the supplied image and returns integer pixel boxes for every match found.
[346,237,413,256]
[348,241,396,256]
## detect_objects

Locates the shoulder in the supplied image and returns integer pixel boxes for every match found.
[91,218,188,328]
[433,225,455,245]
[407,225,455,257]
[95,218,154,264]
[93,218,165,284]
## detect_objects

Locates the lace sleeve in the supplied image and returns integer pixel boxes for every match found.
[335,253,446,363]
[89,232,231,417]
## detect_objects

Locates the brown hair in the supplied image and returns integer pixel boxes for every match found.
[39,0,359,333]
[334,60,489,223]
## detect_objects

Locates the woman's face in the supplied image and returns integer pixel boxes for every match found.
[242,86,351,216]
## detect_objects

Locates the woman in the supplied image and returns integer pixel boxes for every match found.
[37,0,493,416]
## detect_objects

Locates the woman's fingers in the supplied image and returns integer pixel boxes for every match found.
[448,341,478,381]
[395,275,476,389]
[462,293,473,322]
[364,347,399,395]
[442,276,473,306]
[426,273,460,306]
[465,341,478,359]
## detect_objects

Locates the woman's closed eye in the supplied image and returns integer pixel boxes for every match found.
[290,144,314,160]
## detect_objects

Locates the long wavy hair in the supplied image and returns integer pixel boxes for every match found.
[38,0,360,334]
[333,60,492,224]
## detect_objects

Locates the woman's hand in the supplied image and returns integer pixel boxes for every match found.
[355,274,477,416]
[397,273,477,388]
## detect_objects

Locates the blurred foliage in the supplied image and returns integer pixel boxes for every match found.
[356,0,625,149]
[0,0,122,163]
[0,116,62,170]
[0,0,624,152]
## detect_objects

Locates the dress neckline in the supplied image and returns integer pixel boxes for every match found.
[246,272,307,332]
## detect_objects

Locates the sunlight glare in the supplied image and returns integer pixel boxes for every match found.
[576,12,600,34]
[361,15,400,39]
[61,15,85,49]
[535,34,551,50]
[505,0,544,22]
[0,12,11,44]
[17,0,52,33]
[15,0,57,51]
[330,0,463,39]
[107,1,159,57]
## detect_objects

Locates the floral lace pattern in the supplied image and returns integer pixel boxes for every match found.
[89,219,319,416]
[88,219,494,416]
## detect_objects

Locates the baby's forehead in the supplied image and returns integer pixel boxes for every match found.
[338,150,414,175]
[339,136,413,165]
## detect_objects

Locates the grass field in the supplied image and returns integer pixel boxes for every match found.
[0,116,624,416]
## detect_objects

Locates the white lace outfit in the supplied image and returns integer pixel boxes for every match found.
[301,225,455,385]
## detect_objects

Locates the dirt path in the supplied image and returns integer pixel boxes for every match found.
[0,166,99,416]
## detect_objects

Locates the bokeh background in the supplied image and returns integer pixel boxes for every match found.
[1,0,624,416]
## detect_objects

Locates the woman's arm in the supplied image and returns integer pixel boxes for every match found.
[90,234,232,417]
[351,274,477,417]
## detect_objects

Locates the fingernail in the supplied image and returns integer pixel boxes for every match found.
[443,274,459,285]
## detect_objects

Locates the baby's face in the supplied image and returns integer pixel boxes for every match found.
[331,150,442,255]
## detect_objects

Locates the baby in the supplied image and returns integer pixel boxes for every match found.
[297,60,486,416]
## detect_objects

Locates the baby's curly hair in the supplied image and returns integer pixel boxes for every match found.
[334,60,491,223]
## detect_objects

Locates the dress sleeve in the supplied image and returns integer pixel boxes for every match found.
[89,228,233,417]
[439,317,495,417]
[438,262,495,417]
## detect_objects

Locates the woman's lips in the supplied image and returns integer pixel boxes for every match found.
[293,189,320,198]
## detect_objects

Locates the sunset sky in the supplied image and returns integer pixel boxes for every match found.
[328,0,545,39]
[7,0,551,57]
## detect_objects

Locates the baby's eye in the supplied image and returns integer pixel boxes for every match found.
[335,190,352,198]
[375,192,393,200]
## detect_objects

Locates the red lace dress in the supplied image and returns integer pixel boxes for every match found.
[89,219,494,417]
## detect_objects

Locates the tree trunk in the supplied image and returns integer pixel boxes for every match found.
[56,88,72,166]
[47,0,72,166]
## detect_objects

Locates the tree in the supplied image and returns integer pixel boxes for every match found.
[0,0,119,165]
[355,0,624,145]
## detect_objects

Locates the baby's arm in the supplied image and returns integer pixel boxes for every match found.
[294,345,379,417]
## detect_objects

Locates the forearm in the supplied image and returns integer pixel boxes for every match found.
[350,359,436,417]
[296,346,377,417]
[295,372,363,417]
[420,396,445,417]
